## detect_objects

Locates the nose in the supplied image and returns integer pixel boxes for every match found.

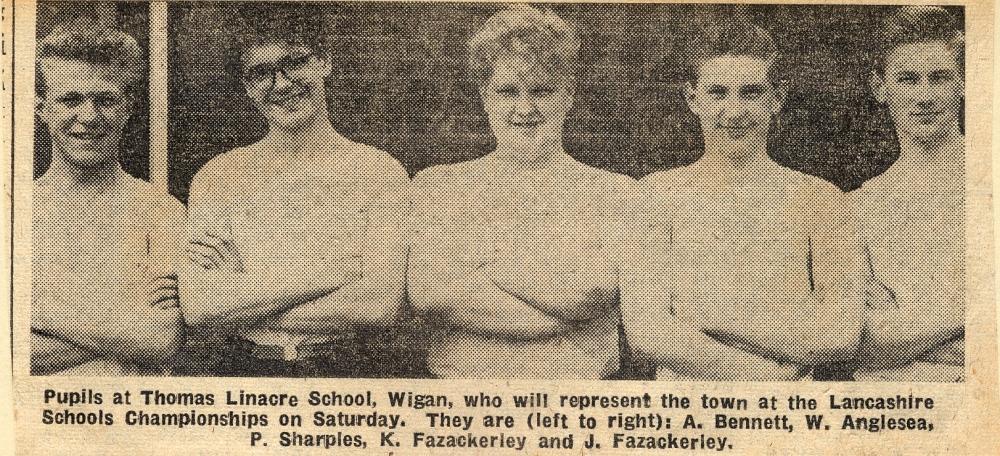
[720,97,747,122]
[270,69,295,91]
[75,98,103,124]
[513,94,540,118]
[913,80,935,108]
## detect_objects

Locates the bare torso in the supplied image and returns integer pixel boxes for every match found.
[408,153,633,378]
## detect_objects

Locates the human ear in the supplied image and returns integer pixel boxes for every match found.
[683,81,698,114]
[35,95,48,124]
[317,52,333,78]
[771,80,788,115]
[869,71,887,104]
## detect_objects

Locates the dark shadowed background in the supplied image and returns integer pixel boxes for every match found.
[165,2,963,379]
[166,2,963,200]
[35,1,150,181]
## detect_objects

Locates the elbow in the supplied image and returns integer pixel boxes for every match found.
[130,312,186,365]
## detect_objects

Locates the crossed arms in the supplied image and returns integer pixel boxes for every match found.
[177,171,407,332]
[31,201,186,374]
[858,247,964,369]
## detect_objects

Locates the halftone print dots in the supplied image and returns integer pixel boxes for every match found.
[32,4,186,376]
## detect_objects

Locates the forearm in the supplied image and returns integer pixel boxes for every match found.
[489,269,615,322]
[704,291,863,366]
[177,261,354,328]
[266,277,403,332]
[33,306,184,365]
[860,303,963,369]
[31,332,98,375]
[411,268,573,340]
[626,310,804,381]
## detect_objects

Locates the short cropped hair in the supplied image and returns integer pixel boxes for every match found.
[233,3,330,62]
[875,6,964,76]
[36,17,144,96]
[467,4,581,87]
[686,21,780,84]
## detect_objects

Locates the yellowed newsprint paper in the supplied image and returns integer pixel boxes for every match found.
[1,0,997,453]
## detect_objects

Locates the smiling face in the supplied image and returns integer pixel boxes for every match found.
[36,58,133,171]
[242,42,331,133]
[480,57,574,162]
[873,41,963,143]
[686,55,784,159]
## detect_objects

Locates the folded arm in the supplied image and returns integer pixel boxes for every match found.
[32,286,184,366]
[30,331,98,375]
[408,253,575,341]
[266,183,410,332]
[703,203,866,366]
[620,205,805,381]
[859,271,964,369]
[177,171,357,330]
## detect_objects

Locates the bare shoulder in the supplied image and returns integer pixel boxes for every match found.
[573,161,639,208]
[188,147,254,199]
[412,158,480,191]
[639,163,700,197]
[348,142,409,185]
[125,177,186,221]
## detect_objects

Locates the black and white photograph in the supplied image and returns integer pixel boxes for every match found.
[28,1,967,382]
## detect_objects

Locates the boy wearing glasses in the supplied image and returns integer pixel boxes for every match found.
[32,18,185,375]
[622,21,864,380]
[177,7,409,377]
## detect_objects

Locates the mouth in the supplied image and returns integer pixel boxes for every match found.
[910,111,942,123]
[66,131,107,141]
[509,120,543,129]
[717,124,755,137]
[268,87,310,109]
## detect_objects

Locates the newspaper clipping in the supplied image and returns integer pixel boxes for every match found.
[4,0,998,453]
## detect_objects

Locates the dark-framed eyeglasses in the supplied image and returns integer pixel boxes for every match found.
[242,52,317,89]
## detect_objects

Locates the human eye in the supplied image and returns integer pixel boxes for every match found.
[740,85,766,100]
[243,65,272,85]
[495,85,518,97]
[895,72,919,84]
[56,93,84,107]
[93,93,122,109]
[286,53,314,71]
[530,86,555,97]
[706,86,727,100]
[929,70,955,84]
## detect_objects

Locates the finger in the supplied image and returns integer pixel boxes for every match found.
[186,246,220,269]
[190,239,231,265]
[201,232,242,264]
[148,290,179,308]
[148,284,179,298]
[149,276,178,290]
[151,297,180,310]
[186,251,216,270]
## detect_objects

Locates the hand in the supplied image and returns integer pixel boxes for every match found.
[186,232,244,273]
[148,275,180,310]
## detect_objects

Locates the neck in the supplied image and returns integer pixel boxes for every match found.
[898,122,963,164]
[267,114,345,155]
[701,138,768,171]
[41,148,123,193]
[492,139,564,170]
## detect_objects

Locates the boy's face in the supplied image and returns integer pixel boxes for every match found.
[36,58,133,170]
[873,41,963,143]
[242,42,331,133]
[686,55,784,153]
[479,56,574,161]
